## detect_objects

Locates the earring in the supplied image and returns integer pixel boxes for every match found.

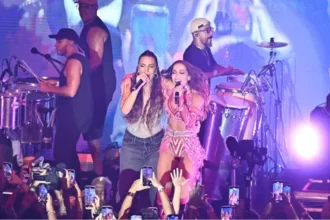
[155,73,159,79]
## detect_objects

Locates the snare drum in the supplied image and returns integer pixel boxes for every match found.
[20,92,55,144]
[0,91,24,129]
[10,78,57,144]
[215,82,257,140]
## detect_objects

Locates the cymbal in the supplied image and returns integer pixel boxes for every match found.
[257,41,288,48]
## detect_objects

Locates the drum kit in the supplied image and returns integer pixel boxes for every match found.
[0,58,57,153]
[203,39,288,200]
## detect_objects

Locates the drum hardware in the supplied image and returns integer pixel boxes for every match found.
[6,76,58,145]
[0,91,24,129]
[256,40,288,49]
[255,42,288,179]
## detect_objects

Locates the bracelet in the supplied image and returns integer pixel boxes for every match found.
[127,191,135,197]
[157,186,164,192]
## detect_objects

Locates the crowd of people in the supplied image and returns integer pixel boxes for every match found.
[2,159,327,219]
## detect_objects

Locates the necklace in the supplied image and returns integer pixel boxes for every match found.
[193,43,211,67]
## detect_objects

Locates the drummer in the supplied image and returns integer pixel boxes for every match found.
[183,18,245,80]
[38,28,93,182]
[183,17,245,143]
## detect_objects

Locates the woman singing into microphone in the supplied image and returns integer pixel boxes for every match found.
[118,50,164,207]
[157,60,209,212]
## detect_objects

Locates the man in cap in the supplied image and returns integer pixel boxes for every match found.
[183,18,244,78]
[75,0,116,177]
[39,28,93,180]
[183,18,245,147]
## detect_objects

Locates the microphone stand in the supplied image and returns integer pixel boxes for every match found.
[45,56,62,76]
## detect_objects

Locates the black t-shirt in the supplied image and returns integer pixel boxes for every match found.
[183,43,217,73]
[57,53,93,133]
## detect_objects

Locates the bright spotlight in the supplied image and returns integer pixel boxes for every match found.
[292,124,321,161]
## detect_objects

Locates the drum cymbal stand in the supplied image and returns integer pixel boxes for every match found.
[257,64,287,179]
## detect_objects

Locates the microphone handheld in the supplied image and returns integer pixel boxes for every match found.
[132,79,144,91]
[174,81,181,105]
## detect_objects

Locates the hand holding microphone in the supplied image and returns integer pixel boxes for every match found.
[132,73,149,91]
[174,81,183,105]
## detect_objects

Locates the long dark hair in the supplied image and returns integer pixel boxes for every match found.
[164,60,210,119]
[124,50,164,131]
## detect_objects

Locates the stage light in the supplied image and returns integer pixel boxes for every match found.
[291,124,321,161]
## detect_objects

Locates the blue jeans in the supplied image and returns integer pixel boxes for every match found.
[117,129,164,208]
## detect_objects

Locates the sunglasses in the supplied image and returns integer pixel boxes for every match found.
[196,27,214,34]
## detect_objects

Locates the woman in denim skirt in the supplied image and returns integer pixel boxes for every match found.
[117,50,164,209]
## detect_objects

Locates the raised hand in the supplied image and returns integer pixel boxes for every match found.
[91,194,101,216]
[148,172,163,189]
[135,72,150,90]
[170,168,189,189]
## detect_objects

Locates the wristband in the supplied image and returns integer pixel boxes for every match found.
[127,191,135,197]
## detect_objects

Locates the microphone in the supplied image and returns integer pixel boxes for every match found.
[174,81,181,105]
[132,78,144,91]
[31,156,45,167]
[31,47,63,65]
[132,73,149,91]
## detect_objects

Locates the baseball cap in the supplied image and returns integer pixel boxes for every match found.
[190,18,211,33]
[49,28,79,43]
[74,0,98,5]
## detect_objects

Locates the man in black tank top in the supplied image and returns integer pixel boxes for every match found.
[39,28,93,180]
[76,0,116,176]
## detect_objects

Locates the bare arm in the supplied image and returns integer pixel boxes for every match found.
[120,73,149,115]
[87,27,107,71]
[172,187,181,215]
[120,74,139,116]
[118,189,135,219]
[40,59,81,97]
[118,173,150,219]
[171,169,188,215]
[149,173,174,217]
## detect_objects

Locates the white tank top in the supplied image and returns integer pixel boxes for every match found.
[126,113,163,138]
